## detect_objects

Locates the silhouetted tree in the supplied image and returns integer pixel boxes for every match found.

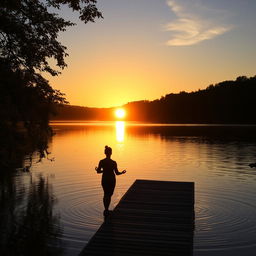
[0,0,102,126]
[0,0,102,167]
[0,0,102,76]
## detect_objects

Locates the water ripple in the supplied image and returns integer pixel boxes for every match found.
[195,188,256,252]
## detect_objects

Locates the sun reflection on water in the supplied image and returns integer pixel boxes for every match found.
[115,121,125,142]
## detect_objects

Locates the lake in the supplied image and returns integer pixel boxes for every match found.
[2,122,256,256]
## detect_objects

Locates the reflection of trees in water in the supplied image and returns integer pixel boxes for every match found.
[50,123,256,142]
[0,123,52,170]
[0,173,63,256]
[0,127,63,255]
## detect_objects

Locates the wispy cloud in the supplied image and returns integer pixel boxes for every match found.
[165,0,232,46]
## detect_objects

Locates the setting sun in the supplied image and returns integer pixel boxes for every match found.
[115,108,126,119]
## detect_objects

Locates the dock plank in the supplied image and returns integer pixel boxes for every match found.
[80,179,194,256]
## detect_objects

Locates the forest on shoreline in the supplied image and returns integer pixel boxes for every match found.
[53,75,256,124]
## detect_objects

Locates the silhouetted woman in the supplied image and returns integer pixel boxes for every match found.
[95,146,126,215]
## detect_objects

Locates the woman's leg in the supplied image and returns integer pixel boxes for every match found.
[102,178,115,211]
[103,193,111,211]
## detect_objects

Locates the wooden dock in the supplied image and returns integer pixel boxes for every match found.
[80,179,194,256]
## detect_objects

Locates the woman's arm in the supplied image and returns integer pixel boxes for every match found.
[95,160,103,173]
[114,162,126,175]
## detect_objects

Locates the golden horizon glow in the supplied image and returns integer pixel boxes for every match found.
[115,108,126,119]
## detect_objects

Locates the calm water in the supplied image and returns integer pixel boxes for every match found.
[5,122,256,255]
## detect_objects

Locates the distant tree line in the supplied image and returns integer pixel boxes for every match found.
[53,105,116,121]
[125,76,256,123]
[54,76,256,124]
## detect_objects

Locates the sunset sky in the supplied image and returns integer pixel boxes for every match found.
[47,0,256,108]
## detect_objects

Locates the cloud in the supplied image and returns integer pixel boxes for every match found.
[165,0,232,46]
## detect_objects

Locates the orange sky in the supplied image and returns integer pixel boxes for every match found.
[47,0,256,108]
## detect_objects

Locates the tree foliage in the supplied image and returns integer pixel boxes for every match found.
[0,0,102,126]
[0,0,102,168]
[0,0,102,75]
